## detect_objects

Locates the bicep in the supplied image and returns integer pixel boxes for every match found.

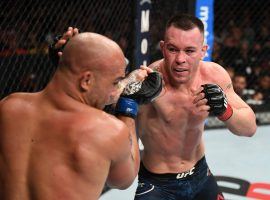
[226,88,249,109]
[217,69,249,110]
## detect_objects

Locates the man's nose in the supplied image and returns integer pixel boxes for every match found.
[175,51,186,64]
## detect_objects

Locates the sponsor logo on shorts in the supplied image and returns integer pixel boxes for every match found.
[176,167,195,179]
[135,183,155,196]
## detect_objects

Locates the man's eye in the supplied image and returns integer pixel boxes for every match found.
[168,47,177,53]
[114,81,120,86]
[186,50,195,54]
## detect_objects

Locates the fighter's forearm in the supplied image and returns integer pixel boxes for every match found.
[201,84,257,137]
[117,116,140,174]
[224,106,257,136]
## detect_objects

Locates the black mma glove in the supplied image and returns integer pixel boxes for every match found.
[115,71,163,118]
[121,71,162,105]
[48,35,65,66]
[48,29,81,66]
[201,84,233,121]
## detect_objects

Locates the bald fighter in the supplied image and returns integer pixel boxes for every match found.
[0,32,157,200]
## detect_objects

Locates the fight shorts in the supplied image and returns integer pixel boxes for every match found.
[134,156,224,200]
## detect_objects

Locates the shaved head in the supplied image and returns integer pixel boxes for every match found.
[53,32,127,108]
[59,32,126,74]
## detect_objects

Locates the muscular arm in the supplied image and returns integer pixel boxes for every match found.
[106,117,139,189]
[214,65,257,136]
[118,116,140,176]
[224,82,257,136]
[107,64,161,187]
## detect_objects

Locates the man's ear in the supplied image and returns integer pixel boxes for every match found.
[80,71,92,91]
[160,40,165,51]
[201,44,208,60]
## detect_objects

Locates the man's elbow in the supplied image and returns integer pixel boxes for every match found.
[246,118,257,137]
[236,124,257,137]
[107,178,135,190]
[116,179,135,190]
[106,172,137,190]
[245,124,257,137]
[229,122,257,137]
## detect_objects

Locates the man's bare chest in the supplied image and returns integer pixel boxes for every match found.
[150,91,206,127]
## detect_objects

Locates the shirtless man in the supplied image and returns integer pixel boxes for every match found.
[0,32,154,200]
[134,14,257,200]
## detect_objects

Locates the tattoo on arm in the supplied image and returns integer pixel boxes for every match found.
[152,65,160,72]
[226,83,233,90]
[129,132,135,161]
[129,132,132,147]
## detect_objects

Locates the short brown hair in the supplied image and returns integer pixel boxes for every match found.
[166,14,204,34]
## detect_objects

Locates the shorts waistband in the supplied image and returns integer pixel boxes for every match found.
[139,156,207,180]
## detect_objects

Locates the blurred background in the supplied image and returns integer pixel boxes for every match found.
[0,0,269,199]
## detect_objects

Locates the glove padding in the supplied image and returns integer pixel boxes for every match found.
[48,35,65,66]
[201,84,228,116]
[121,71,163,105]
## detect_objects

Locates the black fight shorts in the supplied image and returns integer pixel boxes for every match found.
[134,156,224,200]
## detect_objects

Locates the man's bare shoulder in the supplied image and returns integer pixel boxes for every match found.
[0,92,33,114]
[200,61,232,89]
[75,110,130,156]
[76,109,128,141]
[201,61,229,80]
[200,61,224,72]
[148,59,164,71]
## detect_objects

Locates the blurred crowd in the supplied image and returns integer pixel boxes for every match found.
[0,0,133,58]
[212,7,270,106]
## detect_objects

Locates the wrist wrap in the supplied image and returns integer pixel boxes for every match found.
[218,104,233,121]
[115,97,138,119]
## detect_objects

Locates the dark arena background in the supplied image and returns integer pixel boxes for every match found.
[0,0,269,199]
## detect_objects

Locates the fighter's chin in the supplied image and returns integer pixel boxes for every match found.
[172,75,190,84]
[105,95,119,106]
